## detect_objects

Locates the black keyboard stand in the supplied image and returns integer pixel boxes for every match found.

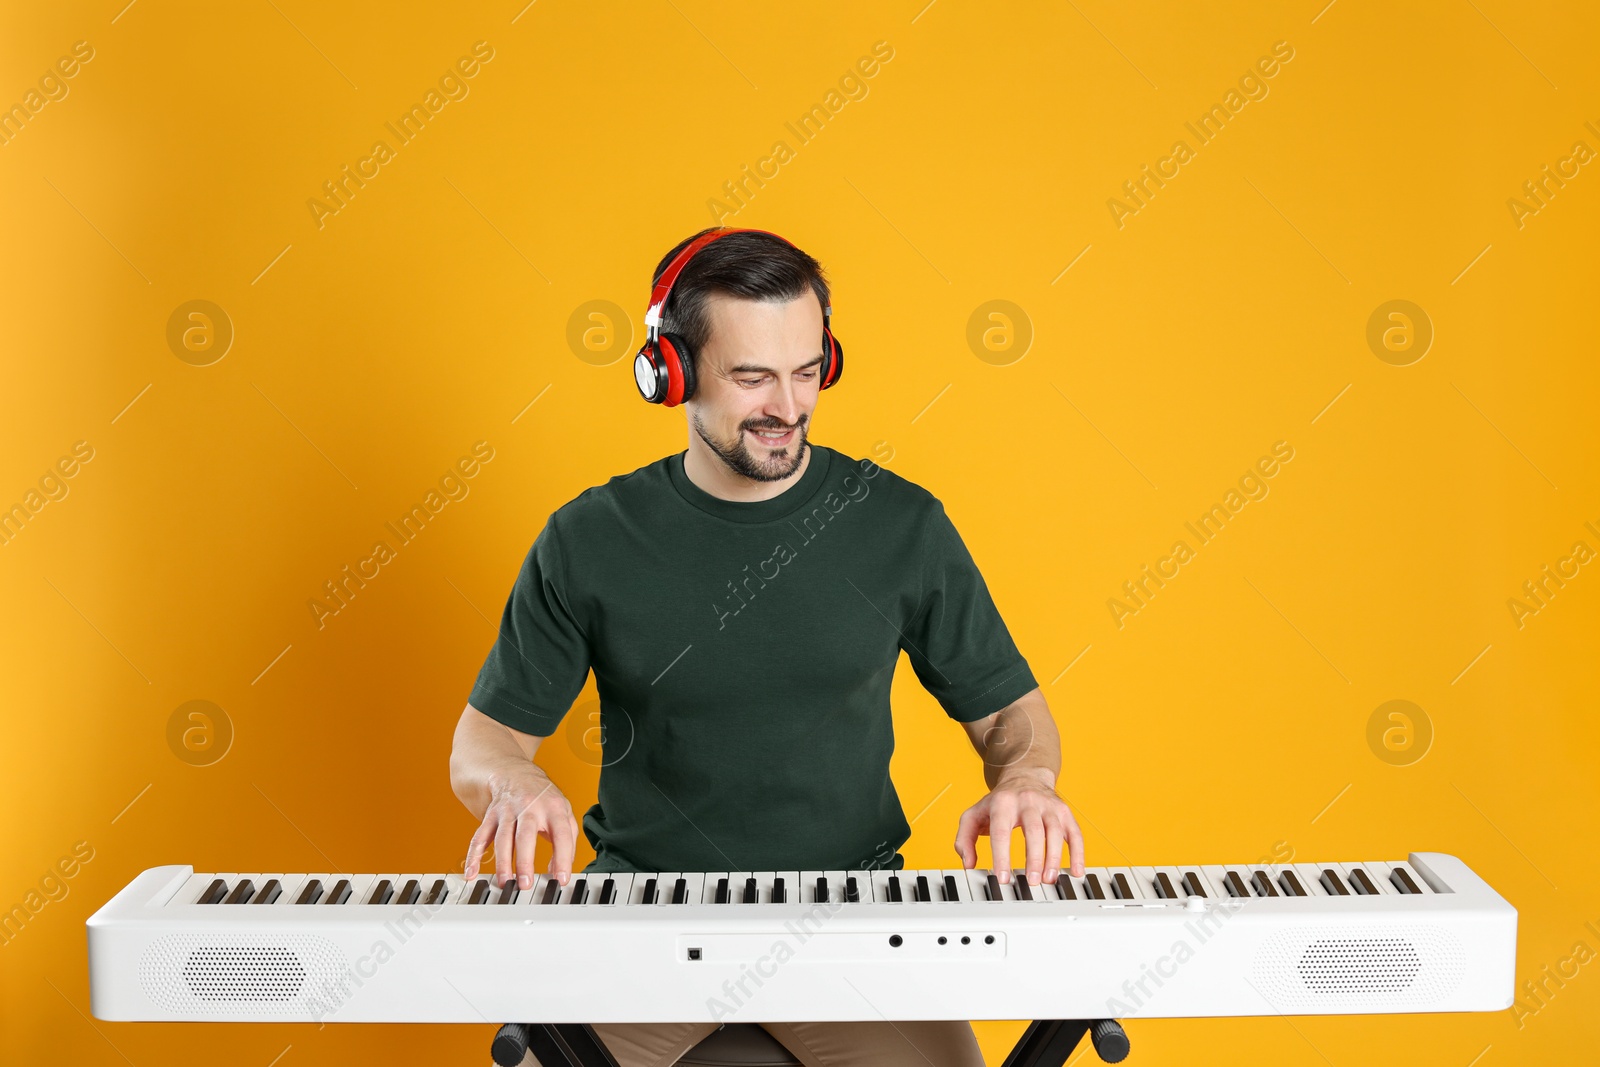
[492,1023,620,1067]
[1001,1019,1130,1065]
[490,1018,1128,1066]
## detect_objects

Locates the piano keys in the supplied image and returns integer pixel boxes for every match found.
[86,852,1516,1024]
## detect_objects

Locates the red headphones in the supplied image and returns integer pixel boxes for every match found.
[633,228,844,406]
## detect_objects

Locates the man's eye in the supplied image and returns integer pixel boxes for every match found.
[738,379,763,387]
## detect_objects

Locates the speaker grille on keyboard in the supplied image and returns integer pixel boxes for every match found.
[1249,924,1466,1011]
[139,935,349,1016]
[1297,937,1421,993]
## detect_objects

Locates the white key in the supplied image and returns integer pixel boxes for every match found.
[797,871,828,904]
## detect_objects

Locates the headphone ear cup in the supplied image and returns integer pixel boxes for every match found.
[820,329,844,390]
[658,331,696,405]
[634,342,667,403]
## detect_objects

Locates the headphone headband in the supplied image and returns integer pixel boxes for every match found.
[643,228,830,338]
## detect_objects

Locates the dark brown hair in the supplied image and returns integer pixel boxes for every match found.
[651,228,831,362]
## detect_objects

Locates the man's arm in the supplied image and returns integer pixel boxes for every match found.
[449,703,580,887]
[952,686,1086,886]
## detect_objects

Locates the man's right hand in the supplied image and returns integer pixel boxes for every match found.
[463,766,579,889]
[451,703,579,890]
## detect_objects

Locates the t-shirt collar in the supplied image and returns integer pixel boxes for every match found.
[669,444,834,524]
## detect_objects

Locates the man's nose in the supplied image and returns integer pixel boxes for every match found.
[766,379,802,426]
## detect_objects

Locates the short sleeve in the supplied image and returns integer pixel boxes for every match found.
[900,501,1039,722]
[468,515,592,736]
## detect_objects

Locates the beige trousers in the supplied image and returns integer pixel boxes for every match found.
[586,1020,987,1067]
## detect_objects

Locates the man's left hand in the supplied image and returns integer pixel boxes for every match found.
[953,769,1085,885]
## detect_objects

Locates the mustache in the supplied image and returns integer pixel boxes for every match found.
[745,416,807,432]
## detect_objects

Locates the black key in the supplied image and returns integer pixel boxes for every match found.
[1279,871,1307,897]
[497,880,519,905]
[541,879,560,905]
[1054,876,1076,900]
[641,877,658,904]
[1251,871,1279,898]
[743,877,758,904]
[223,879,255,905]
[326,879,352,905]
[1154,873,1177,899]
[198,878,229,905]
[295,879,324,905]
[1083,874,1106,900]
[943,875,959,902]
[671,877,688,904]
[568,878,587,905]
[1224,871,1250,898]
[1181,871,1207,898]
[816,876,829,903]
[1348,868,1378,895]
[985,873,1003,901]
[846,876,861,903]
[599,878,616,905]
[396,879,420,906]
[1390,867,1422,895]
[1014,873,1034,901]
[253,879,283,905]
[367,879,394,905]
[885,876,901,903]
[424,879,447,906]
[915,875,930,902]
[772,877,785,904]
[1112,873,1133,900]
[1320,869,1349,896]
[467,879,491,905]
[715,877,730,904]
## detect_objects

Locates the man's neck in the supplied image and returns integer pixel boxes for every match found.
[682,437,812,503]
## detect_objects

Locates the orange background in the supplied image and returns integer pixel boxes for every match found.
[2,1,1597,1064]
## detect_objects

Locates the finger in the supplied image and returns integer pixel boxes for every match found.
[513,811,543,891]
[1020,808,1045,885]
[1041,812,1065,883]
[1064,810,1086,877]
[492,809,517,888]
[988,796,1018,882]
[548,811,576,885]
[952,806,984,868]
[464,811,497,881]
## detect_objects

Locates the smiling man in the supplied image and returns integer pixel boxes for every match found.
[449,227,1086,1067]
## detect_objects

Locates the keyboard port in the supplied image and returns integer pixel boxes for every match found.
[687,948,701,960]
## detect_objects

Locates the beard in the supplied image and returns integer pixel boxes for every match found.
[691,410,809,483]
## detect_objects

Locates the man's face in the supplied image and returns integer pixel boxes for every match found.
[686,292,825,483]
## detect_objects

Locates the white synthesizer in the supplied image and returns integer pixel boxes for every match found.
[87,853,1516,1024]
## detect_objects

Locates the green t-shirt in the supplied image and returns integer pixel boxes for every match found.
[468,444,1039,874]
